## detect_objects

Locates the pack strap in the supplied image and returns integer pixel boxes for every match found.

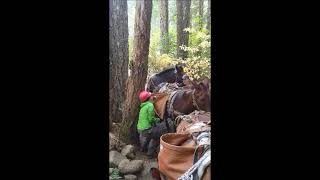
[186,126,211,134]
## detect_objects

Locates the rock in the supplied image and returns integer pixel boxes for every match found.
[119,160,144,174]
[109,176,124,180]
[127,152,136,159]
[109,143,113,151]
[109,168,114,175]
[110,133,126,151]
[124,174,137,180]
[109,133,117,150]
[109,151,128,168]
[121,145,135,158]
[118,159,130,170]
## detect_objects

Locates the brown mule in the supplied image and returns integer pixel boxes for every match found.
[166,77,211,120]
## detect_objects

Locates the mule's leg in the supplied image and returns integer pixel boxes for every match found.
[167,118,176,133]
[147,138,159,158]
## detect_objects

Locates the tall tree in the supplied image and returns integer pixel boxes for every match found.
[176,0,191,59]
[159,0,169,54]
[199,0,204,18]
[120,0,153,143]
[109,0,129,127]
[199,0,204,29]
[207,0,211,31]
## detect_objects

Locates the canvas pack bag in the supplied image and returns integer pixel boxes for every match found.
[158,133,210,180]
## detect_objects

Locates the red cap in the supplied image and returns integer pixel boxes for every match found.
[139,91,152,102]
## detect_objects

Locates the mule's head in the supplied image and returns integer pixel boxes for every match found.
[175,64,186,85]
[192,77,211,112]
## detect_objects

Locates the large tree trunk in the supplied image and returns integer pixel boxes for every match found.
[120,0,152,143]
[159,0,169,54]
[207,0,211,31]
[176,0,191,59]
[199,0,204,29]
[109,0,129,126]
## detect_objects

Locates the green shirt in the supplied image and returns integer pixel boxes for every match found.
[137,101,159,130]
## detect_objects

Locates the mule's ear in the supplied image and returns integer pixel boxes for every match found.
[175,64,184,74]
[199,82,209,92]
[174,64,179,73]
[195,77,209,91]
[201,77,210,89]
[192,81,202,92]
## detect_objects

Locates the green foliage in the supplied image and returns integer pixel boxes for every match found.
[167,27,177,57]
[148,54,177,75]
[188,27,210,57]
[147,27,211,79]
[149,29,160,59]
[110,169,122,179]
[128,0,211,79]
[128,36,134,70]
[176,27,211,80]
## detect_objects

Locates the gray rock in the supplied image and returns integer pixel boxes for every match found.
[124,174,137,180]
[109,151,128,168]
[126,152,136,159]
[119,160,144,174]
[109,177,124,180]
[118,159,130,170]
[109,133,125,151]
[121,145,135,158]
[109,168,114,175]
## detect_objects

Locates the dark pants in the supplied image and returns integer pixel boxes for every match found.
[138,128,152,152]
[138,122,166,156]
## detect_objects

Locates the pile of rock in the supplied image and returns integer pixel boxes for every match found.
[109,143,159,180]
[109,132,126,152]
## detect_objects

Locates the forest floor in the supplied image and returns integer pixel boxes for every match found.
[110,122,158,179]
[111,122,158,162]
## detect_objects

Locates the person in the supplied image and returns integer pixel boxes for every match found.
[137,90,160,158]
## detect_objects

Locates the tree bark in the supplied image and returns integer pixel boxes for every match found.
[176,0,191,59]
[159,0,169,54]
[109,0,129,126]
[120,0,153,143]
[207,0,211,31]
[199,0,204,29]
[199,0,204,18]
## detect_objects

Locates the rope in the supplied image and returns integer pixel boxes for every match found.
[149,77,156,92]
[197,132,210,145]
[192,90,201,110]
[174,114,192,126]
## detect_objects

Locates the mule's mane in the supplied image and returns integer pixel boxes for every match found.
[155,67,175,76]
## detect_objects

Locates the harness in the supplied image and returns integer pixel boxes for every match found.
[167,90,203,121]
[166,90,183,120]
[159,83,180,94]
